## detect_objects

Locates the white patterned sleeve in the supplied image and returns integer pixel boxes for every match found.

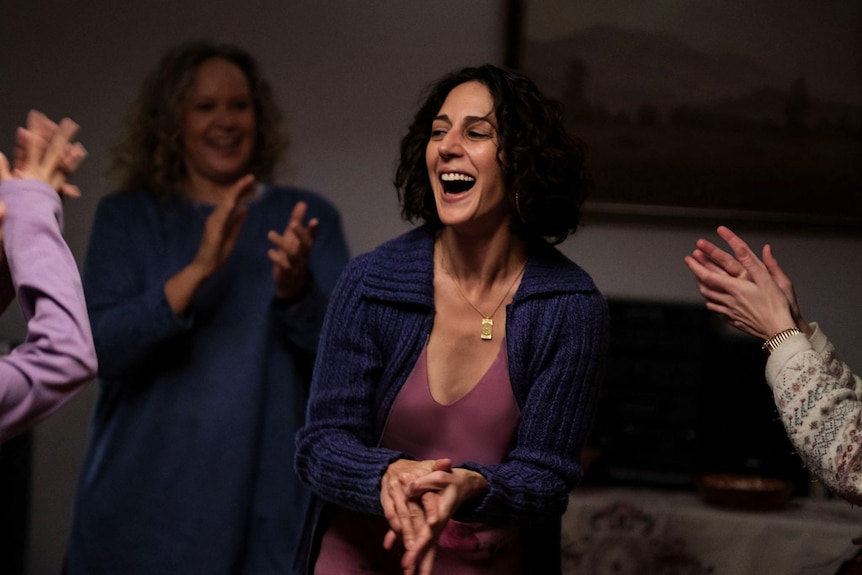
[766,323,862,504]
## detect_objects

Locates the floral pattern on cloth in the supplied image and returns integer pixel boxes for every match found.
[768,325,862,504]
[562,501,714,575]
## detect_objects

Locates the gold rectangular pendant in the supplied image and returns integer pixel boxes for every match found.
[481,318,494,340]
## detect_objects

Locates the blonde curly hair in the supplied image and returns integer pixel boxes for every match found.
[108,40,287,198]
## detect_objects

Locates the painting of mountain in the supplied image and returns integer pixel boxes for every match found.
[520,18,862,227]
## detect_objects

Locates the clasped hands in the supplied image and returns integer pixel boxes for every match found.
[381,457,487,575]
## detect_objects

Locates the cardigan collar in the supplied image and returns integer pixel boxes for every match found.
[361,224,598,307]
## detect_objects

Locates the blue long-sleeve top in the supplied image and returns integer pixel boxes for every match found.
[295,224,608,573]
[65,185,349,575]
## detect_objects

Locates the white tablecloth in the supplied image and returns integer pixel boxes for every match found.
[561,487,862,575]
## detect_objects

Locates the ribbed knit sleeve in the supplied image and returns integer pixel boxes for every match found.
[295,254,420,515]
[457,277,609,525]
[296,227,609,524]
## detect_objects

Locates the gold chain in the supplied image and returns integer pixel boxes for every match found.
[442,242,527,340]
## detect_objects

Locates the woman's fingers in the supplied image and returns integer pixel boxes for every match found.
[383,471,420,550]
[380,457,455,573]
[0,153,10,182]
[43,118,80,177]
[694,238,746,278]
[416,544,438,575]
[10,112,86,194]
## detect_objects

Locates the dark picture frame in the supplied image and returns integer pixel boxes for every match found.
[508,0,862,229]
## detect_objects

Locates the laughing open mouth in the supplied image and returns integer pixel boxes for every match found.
[440,172,476,194]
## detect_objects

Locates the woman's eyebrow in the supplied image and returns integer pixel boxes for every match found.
[433,114,495,126]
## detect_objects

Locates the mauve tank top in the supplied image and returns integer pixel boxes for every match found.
[314,342,523,575]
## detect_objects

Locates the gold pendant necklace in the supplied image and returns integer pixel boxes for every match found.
[443,245,527,341]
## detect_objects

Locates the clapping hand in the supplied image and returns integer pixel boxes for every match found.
[1,110,87,196]
[267,201,319,301]
[685,226,809,339]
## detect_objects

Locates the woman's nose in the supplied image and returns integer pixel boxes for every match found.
[438,131,464,158]
[214,107,238,127]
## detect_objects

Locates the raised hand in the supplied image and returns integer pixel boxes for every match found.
[164,174,255,316]
[760,243,807,332]
[193,174,254,277]
[7,110,87,197]
[685,226,801,339]
[267,201,319,300]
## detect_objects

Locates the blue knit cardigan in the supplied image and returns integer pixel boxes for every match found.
[295,224,608,574]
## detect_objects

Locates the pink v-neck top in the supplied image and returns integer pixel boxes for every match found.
[314,342,523,574]
[380,341,522,464]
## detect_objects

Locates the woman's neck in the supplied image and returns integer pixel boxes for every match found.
[437,226,528,288]
[179,174,237,205]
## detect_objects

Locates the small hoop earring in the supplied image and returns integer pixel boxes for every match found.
[514,190,527,224]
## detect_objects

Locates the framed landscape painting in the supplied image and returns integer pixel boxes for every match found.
[511,0,862,228]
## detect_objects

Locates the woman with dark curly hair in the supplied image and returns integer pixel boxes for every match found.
[64,41,349,574]
[295,64,608,575]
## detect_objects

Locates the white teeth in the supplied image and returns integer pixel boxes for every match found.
[440,173,475,182]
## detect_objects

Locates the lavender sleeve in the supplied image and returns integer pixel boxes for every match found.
[0,179,97,441]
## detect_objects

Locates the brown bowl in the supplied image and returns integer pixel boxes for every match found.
[697,473,793,511]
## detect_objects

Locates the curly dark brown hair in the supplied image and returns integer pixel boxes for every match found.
[394,64,593,245]
[108,40,287,198]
